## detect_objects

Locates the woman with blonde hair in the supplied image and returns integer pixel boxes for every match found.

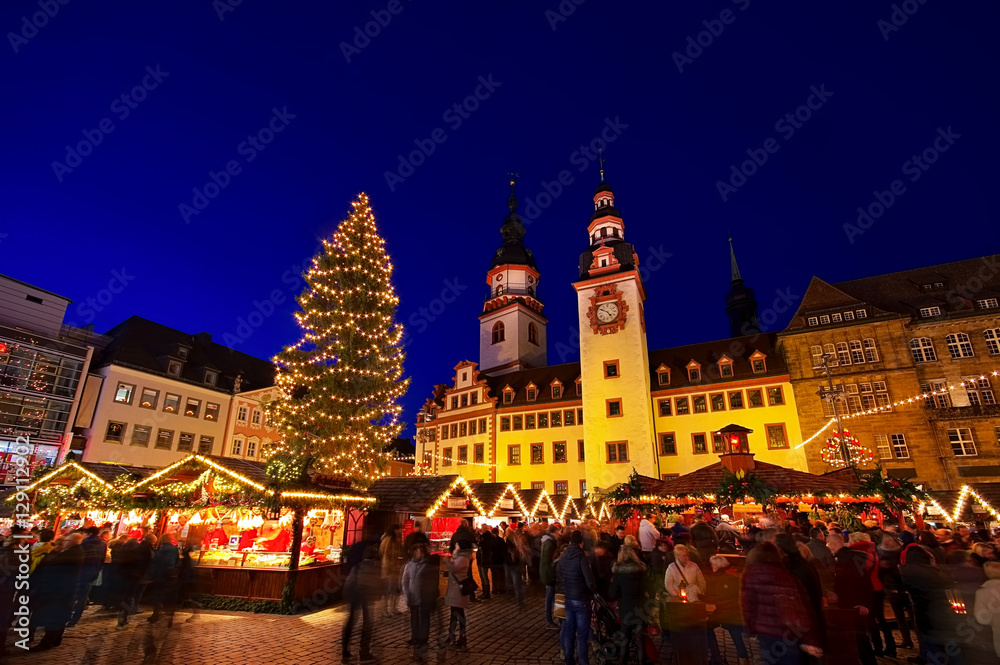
[665,544,706,601]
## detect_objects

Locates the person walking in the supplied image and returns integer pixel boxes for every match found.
[556,530,596,665]
[490,526,506,594]
[705,555,749,665]
[609,539,650,665]
[826,533,877,665]
[30,533,85,652]
[68,526,107,626]
[541,524,559,630]
[445,539,473,649]
[776,533,825,664]
[401,544,438,663]
[974,561,1000,659]
[147,533,180,623]
[116,533,154,628]
[341,544,381,663]
[878,532,914,650]
[476,524,494,600]
[505,528,527,607]
[379,525,403,616]
[402,519,430,557]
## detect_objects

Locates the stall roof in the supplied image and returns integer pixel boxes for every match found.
[927,483,1000,522]
[657,460,861,497]
[366,475,461,513]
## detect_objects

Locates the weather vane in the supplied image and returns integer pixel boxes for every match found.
[598,149,605,182]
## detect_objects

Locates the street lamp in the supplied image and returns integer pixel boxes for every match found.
[813,353,851,467]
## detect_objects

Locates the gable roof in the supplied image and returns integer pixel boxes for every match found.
[366,475,459,512]
[98,315,274,394]
[480,362,582,408]
[660,459,861,496]
[646,332,787,390]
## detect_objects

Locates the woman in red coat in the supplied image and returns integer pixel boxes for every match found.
[740,542,823,665]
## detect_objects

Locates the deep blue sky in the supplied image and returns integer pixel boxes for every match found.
[3,1,998,438]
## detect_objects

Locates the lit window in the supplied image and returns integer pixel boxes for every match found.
[105,421,126,443]
[948,428,977,456]
[139,388,159,409]
[909,337,937,363]
[658,399,671,417]
[984,329,1000,355]
[945,333,974,359]
[184,398,201,418]
[874,435,892,459]
[659,433,676,455]
[198,436,214,455]
[607,441,629,462]
[508,445,521,465]
[765,424,788,449]
[114,383,135,404]
[532,481,545,491]
[692,396,707,413]
[531,444,544,464]
[692,434,707,454]
[920,306,942,318]
[712,433,725,452]
[675,397,690,415]
[977,298,999,309]
[155,429,174,450]
[492,322,505,344]
[553,442,566,462]
[766,387,784,406]
[747,390,763,408]
[205,403,220,421]
[555,481,568,495]
[728,391,744,409]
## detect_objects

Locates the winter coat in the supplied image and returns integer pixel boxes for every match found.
[705,568,742,626]
[476,531,493,567]
[540,534,557,586]
[716,524,739,554]
[149,541,180,584]
[449,524,476,552]
[665,560,706,601]
[591,550,614,598]
[379,534,403,579]
[491,533,506,565]
[833,547,875,611]
[648,548,669,583]
[30,541,54,573]
[848,540,883,592]
[445,550,472,608]
[689,522,719,562]
[344,558,382,604]
[401,557,438,607]
[785,554,826,647]
[877,544,905,592]
[402,530,430,557]
[900,560,959,641]
[32,544,84,629]
[117,539,153,583]
[80,534,108,582]
[555,545,595,602]
[638,519,658,552]
[608,559,648,623]
[741,561,819,647]
[609,534,624,558]
[974,578,1000,657]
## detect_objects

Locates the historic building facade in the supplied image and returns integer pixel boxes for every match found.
[416,180,807,494]
[779,255,1000,490]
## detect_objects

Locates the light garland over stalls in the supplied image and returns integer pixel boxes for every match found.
[425,477,489,517]
[925,485,1000,524]
[265,193,410,483]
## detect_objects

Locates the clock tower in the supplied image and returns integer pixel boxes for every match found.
[479,179,547,376]
[573,178,658,491]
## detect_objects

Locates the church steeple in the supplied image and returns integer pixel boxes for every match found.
[725,237,760,337]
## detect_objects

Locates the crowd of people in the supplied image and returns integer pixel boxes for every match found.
[0,522,193,655]
[341,514,1000,665]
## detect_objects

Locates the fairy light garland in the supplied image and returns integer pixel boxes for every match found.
[426,477,488,517]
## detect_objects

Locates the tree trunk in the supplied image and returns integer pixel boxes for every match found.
[280,507,305,611]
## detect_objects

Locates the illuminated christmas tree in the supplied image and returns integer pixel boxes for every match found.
[266,193,409,486]
[820,430,874,468]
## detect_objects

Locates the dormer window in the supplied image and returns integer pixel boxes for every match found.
[177,347,189,360]
[204,370,218,386]
[717,356,734,378]
[503,387,513,404]
[526,383,537,401]
[575,378,582,396]
[749,350,767,374]
[656,365,671,386]
[167,361,182,377]
[551,380,562,399]
[686,360,701,382]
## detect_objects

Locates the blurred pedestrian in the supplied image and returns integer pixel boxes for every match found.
[68,526,107,625]
[974,561,1000,659]
[379,525,403,616]
[556,530,595,665]
[147,533,180,623]
[445,539,473,649]
[402,544,438,662]
[30,533,84,652]
[541,524,559,629]
[826,533,876,665]
[476,524,494,600]
[608,540,650,665]
[341,544,381,663]
[705,555,748,665]
[665,544,705,601]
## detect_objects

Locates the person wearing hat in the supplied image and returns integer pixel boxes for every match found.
[445,539,474,649]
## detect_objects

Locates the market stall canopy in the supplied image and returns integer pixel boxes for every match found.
[926,483,1000,523]
[367,475,466,514]
[20,461,154,493]
[650,460,861,497]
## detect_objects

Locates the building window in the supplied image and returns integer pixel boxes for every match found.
[765,424,788,449]
[977,298,999,309]
[508,445,521,465]
[607,399,623,417]
[863,338,879,362]
[478,418,487,433]
[662,474,680,481]
[525,414,535,430]
[460,421,468,437]
[564,410,575,426]
[138,387,159,409]
[984,329,1000,355]
[199,436,214,455]
[528,323,538,345]
[728,391,744,409]
[692,433,707,454]
[922,380,952,408]
[474,443,484,463]
[231,437,244,456]
[555,481,568,495]
[578,439,586,461]
[720,363,733,378]
[503,389,513,404]
[849,340,865,364]
[178,432,195,452]
[874,434,892,459]
[920,306,942,318]
[551,411,561,427]
[580,480,587,497]
[692,396,707,413]
[821,344,837,366]
[604,360,619,378]
[167,361,182,377]
[553,441,567,462]
[675,397,690,415]
[712,433,726,453]
[844,311,855,320]
[552,385,561,399]
[246,439,257,458]
[205,403,220,421]
[531,481,545,491]
[910,337,937,363]
[710,393,726,411]
[658,399,671,417]
[105,421,126,443]
[513,416,523,430]
[451,397,459,410]
[576,380,582,396]
[114,382,135,404]
[966,377,996,406]
[747,389,763,408]
[752,359,766,373]
[657,369,670,385]
[856,310,868,318]
[891,433,910,459]
[441,425,449,440]
[948,428,977,456]
[831,313,842,323]
[155,429,174,450]
[442,448,453,466]
[835,342,850,366]
[450,424,458,438]
[204,370,218,386]
[539,413,548,428]
[470,392,479,405]
[183,398,200,418]
[607,441,629,462]
[819,315,830,325]
[461,394,468,408]
[807,317,818,326]
[531,443,544,464]
[131,425,151,446]
[492,322,505,344]
[659,433,676,455]
[766,387,784,406]
[457,446,468,465]
[236,405,248,422]
[946,333,975,359]
[688,367,701,381]
[527,388,537,401]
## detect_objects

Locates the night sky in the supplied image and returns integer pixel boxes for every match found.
[3,1,998,438]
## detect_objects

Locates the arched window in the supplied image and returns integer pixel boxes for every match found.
[945,333,974,358]
[495,285,504,296]
[910,337,937,363]
[528,323,538,345]
[492,322,505,344]
[601,228,608,238]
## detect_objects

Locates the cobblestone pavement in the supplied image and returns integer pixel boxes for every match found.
[6,588,921,665]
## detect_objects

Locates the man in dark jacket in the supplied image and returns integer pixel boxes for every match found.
[69,527,107,625]
[806,528,836,591]
[476,525,494,599]
[30,533,84,652]
[540,525,559,629]
[116,535,153,627]
[609,525,625,558]
[341,545,382,663]
[826,533,876,665]
[403,520,431,558]
[556,531,595,665]
[900,544,962,665]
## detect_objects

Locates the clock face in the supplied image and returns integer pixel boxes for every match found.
[596,302,620,323]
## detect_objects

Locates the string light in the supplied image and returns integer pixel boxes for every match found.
[425,477,488,517]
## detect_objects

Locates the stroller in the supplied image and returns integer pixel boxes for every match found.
[591,594,652,665]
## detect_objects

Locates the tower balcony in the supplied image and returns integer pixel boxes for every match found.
[481,287,544,315]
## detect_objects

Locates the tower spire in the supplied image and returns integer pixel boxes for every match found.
[507,172,519,212]
[729,236,742,283]
[598,149,605,182]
